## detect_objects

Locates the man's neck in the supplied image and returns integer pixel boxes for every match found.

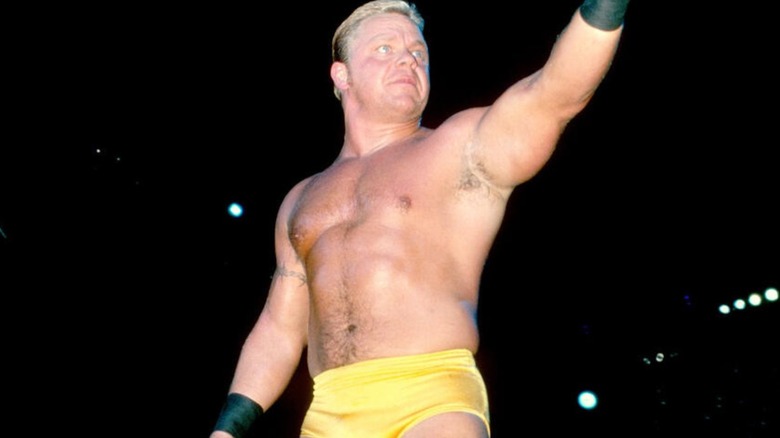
[339,116,422,159]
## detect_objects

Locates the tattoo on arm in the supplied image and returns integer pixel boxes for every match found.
[274,266,307,285]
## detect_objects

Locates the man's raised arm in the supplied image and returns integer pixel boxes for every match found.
[472,0,631,190]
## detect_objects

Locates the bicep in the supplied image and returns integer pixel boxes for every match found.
[259,263,309,347]
[472,74,566,190]
[472,12,624,188]
[259,189,310,346]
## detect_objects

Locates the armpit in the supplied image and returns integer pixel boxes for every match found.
[458,146,504,201]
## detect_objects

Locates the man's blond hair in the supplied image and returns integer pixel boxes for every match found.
[331,0,424,100]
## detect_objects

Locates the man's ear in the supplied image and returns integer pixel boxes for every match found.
[330,62,349,92]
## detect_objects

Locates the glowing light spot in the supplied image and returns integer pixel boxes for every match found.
[765,287,778,302]
[733,299,746,310]
[578,390,598,410]
[228,202,244,218]
[748,293,762,306]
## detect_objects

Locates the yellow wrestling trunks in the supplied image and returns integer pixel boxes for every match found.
[299,348,490,437]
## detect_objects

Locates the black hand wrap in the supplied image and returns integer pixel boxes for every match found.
[580,0,630,31]
[213,393,264,438]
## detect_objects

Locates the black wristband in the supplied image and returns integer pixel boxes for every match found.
[213,393,264,438]
[580,0,630,31]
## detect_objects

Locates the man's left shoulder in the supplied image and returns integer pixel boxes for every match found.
[425,107,487,144]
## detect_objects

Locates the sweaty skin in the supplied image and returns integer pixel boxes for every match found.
[287,13,510,378]
[289,120,499,374]
[213,5,624,437]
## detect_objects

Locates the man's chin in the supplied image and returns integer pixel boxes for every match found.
[385,95,426,115]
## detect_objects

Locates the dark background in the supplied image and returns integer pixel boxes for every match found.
[3,0,778,436]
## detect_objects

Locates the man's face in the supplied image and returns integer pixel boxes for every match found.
[342,13,430,119]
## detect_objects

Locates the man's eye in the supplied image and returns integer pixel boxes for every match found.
[412,50,425,59]
[377,45,391,54]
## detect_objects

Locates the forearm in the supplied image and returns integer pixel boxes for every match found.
[227,319,306,410]
[213,314,307,437]
[534,3,626,115]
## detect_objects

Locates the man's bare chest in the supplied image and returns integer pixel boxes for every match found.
[288,155,441,256]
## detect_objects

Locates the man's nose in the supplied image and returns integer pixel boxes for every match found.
[397,50,418,68]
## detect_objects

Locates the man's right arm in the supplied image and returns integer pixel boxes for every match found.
[211,185,310,438]
[467,0,629,192]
